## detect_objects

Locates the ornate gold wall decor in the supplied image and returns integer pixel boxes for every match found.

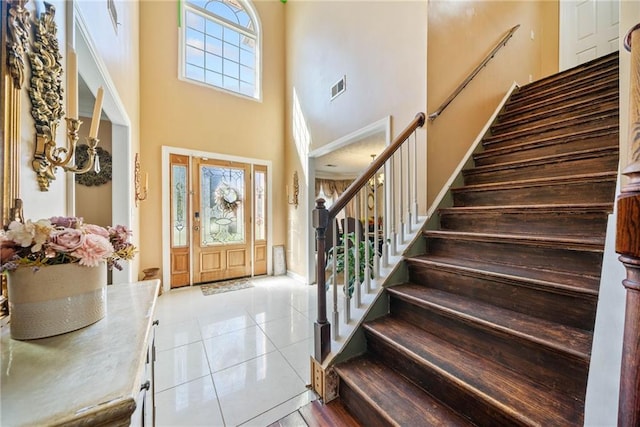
[28,2,65,191]
[28,3,104,191]
[134,153,148,206]
[287,170,299,208]
[7,0,30,90]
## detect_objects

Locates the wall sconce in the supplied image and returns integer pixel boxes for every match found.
[28,3,104,191]
[135,153,148,207]
[287,171,299,208]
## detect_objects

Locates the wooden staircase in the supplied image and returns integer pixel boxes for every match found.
[330,52,620,426]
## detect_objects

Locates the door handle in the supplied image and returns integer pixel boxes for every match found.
[194,225,200,231]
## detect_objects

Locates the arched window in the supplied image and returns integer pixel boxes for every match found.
[181,0,260,99]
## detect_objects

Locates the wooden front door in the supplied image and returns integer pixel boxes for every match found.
[193,158,252,283]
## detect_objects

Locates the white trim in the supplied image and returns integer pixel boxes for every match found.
[161,146,273,294]
[306,116,392,285]
[558,0,572,71]
[73,2,133,284]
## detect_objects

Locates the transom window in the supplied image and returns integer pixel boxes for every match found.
[181,0,260,99]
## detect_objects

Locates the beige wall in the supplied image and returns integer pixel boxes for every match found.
[285,0,428,278]
[139,0,286,280]
[426,0,559,205]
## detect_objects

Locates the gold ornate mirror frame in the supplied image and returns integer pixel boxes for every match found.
[1,0,30,317]
[2,0,29,224]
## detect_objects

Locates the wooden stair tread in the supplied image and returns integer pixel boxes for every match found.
[512,53,618,99]
[505,73,618,115]
[424,229,604,250]
[485,107,618,143]
[496,85,618,127]
[452,171,617,192]
[406,255,600,294]
[298,400,362,427]
[464,146,618,176]
[476,125,619,159]
[438,203,613,215]
[335,356,476,427]
[361,317,581,426]
[387,284,592,360]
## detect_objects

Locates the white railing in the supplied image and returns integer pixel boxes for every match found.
[312,113,426,362]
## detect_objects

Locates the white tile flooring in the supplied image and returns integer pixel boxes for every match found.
[153,276,319,426]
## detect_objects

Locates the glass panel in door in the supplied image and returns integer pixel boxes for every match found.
[170,154,190,288]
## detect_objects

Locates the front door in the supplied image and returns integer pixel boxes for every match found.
[193,158,252,283]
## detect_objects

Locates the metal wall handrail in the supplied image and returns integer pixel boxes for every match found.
[428,24,520,121]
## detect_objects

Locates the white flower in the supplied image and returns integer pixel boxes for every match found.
[6,219,53,252]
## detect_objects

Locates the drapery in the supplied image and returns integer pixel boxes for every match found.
[315,178,355,217]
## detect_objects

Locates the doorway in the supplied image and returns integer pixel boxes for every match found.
[73,6,133,284]
[560,0,620,70]
[165,149,271,290]
[305,117,391,284]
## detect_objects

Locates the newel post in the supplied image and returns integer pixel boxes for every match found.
[617,23,640,427]
[313,198,331,362]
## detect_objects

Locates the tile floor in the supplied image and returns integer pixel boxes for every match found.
[153,275,319,426]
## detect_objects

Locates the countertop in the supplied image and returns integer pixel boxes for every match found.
[1,280,159,426]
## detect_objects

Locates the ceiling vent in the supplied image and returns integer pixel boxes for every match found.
[331,76,346,100]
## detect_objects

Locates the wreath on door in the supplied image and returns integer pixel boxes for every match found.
[74,144,113,186]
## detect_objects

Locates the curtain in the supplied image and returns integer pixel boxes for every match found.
[315,178,356,217]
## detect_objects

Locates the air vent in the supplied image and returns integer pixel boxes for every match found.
[331,76,346,100]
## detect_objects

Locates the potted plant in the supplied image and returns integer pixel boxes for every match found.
[0,216,136,339]
[326,232,375,297]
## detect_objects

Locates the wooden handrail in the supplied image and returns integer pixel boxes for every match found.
[312,112,426,362]
[428,24,520,121]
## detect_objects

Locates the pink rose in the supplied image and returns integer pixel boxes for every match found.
[83,224,110,238]
[71,234,114,267]
[50,216,81,229]
[48,228,85,252]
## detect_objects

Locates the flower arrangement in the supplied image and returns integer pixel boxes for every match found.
[0,216,136,273]
[214,183,241,214]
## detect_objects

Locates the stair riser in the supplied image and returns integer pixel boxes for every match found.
[338,381,393,427]
[387,299,589,399]
[438,210,609,240]
[483,114,618,150]
[406,261,597,330]
[474,132,618,166]
[463,153,619,186]
[452,180,616,206]
[425,237,603,277]
[366,331,577,427]
[505,75,618,115]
